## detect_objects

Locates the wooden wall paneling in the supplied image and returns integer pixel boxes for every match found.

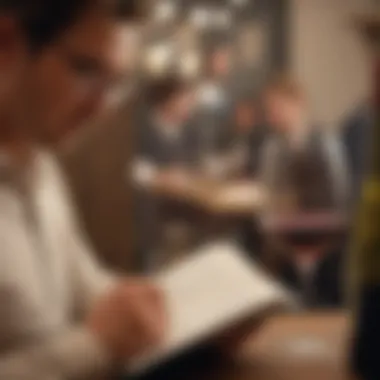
[59,101,136,272]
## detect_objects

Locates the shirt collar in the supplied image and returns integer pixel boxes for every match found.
[0,148,39,194]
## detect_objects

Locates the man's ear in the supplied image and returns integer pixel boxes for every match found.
[0,16,29,102]
[0,15,28,67]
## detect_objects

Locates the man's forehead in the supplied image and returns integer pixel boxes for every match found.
[62,9,124,50]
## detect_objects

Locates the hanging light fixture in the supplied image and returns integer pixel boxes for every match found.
[145,43,175,76]
[179,50,202,79]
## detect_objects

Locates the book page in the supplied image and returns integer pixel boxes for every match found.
[130,242,294,374]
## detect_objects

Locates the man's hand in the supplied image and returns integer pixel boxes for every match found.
[87,279,167,362]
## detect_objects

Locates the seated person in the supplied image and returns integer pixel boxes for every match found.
[0,1,168,379]
[222,97,268,255]
[341,101,374,207]
[132,78,199,185]
[223,96,267,178]
[131,78,199,271]
[194,45,235,175]
[258,75,350,308]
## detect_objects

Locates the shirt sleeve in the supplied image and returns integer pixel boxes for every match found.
[0,153,119,379]
[64,214,119,315]
[41,153,119,314]
[0,327,113,380]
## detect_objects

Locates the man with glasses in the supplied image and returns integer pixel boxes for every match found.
[0,1,167,379]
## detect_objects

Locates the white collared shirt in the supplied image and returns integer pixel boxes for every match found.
[0,150,117,380]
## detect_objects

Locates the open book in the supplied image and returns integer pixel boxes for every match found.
[129,242,295,375]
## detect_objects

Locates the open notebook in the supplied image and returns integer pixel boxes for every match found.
[129,242,295,375]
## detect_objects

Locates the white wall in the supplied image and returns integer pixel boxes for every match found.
[290,0,372,128]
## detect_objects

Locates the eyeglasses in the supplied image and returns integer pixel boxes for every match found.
[59,45,131,103]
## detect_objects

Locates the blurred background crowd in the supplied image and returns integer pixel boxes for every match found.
[62,0,375,311]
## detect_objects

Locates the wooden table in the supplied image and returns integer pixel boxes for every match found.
[151,175,266,217]
[136,313,353,380]
[136,174,267,270]
[204,312,352,380]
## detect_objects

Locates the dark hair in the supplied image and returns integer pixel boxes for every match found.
[146,77,191,109]
[0,0,141,50]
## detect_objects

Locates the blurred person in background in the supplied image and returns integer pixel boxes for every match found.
[258,75,350,308]
[131,77,198,272]
[0,1,168,379]
[260,75,350,213]
[340,13,375,207]
[196,44,235,166]
[199,44,232,111]
[342,100,374,207]
[224,96,268,260]
[132,77,198,183]
[223,96,268,178]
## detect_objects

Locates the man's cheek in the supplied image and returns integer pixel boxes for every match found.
[43,101,74,139]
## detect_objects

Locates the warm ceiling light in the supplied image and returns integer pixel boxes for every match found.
[189,7,210,30]
[179,51,201,78]
[213,8,233,29]
[153,1,177,22]
[145,44,174,75]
